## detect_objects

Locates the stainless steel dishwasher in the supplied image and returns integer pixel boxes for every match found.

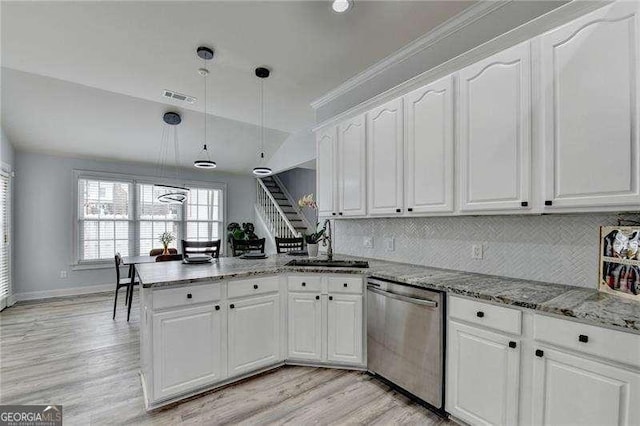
[367,278,445,412]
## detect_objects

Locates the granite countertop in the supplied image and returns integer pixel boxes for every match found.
[135,254,640,334]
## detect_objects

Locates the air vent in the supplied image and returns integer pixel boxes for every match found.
[162,89,197,105]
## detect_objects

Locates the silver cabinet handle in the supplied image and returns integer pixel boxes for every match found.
[367,286,438,308]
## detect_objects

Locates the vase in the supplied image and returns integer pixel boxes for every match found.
[162,245,170,256]
[307,243,319,258]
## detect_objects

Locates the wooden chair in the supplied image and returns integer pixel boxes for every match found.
[113,253,138,320]
[155,254,184,262]
[231,238,266,257]
[149,248,178,256]
[275,237,304,253]
[181,240,221,259]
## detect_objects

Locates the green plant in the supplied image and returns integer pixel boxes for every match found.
[298,193,324,244]
[159,231,175,248]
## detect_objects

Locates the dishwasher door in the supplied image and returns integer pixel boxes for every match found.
[367,279,444,409]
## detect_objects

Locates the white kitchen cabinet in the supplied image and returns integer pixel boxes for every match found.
[316,126,338,217]
[367,98,404,215]
[228,294,281,377]
[447,320,521,426]
[327,293,363,364]
[287,292,322,361]
[152,304,224,400]
[404,75,455,214]
[458,41,532,212]
[540,2,640,210]
[531,346,640,426]
[337,114,367,217]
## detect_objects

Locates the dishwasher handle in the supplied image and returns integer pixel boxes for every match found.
[367,285,438,308]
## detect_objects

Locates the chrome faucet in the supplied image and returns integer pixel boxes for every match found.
[321,218,333,261]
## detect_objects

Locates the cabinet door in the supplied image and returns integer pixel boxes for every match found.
[532,346,640,426]
[447,321,520,426]
[404,75,455,214]
[287,292,322,361]
[540,2,640,209]
[228,294,281,377]
[337,114,367,217]
[327,294,363,365]
[316,127,338,217]
[458,41,532,212]
[367,98,404,215]
[152,304,224,400]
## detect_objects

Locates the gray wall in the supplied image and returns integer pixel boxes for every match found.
[333,213,639,289]
[14,151,256,296]
[316,1,571,121]
[276,167,316,226]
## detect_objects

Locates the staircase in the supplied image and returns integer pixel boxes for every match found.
[255,176,310,239]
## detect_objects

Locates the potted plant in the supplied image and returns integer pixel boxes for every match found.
[298,194,324,257]
[159,231,175,256]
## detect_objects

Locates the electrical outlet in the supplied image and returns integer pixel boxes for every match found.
[385,237,395,252]
[363,237,374,249]
[471,244,483,260]
[59,270,68,279]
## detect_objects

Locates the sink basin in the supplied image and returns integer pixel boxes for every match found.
[286,259,369,268]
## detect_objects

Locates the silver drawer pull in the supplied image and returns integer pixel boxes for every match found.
[367,286,438,308]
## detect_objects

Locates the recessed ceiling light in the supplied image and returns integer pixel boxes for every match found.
[332,0,351,13]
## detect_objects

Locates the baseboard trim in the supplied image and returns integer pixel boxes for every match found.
[14,283,117,302]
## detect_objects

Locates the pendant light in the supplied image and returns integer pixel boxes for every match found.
[252,67,272,177]
[194,46,217,169]
[155,112,189,204]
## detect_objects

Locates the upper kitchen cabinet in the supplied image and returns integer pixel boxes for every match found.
[404,75,455,214]
[316,127,338,217]
[458,41,532,213]
[540,2,640,210]
[367,98,404,215]
[337,114,367,217]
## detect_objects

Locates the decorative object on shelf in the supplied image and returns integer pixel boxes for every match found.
[154,112,189,203]
[298,193,324,258]
[252,67,272,176]
[599,226,640,300]
[194,46,217,169]
[159,231,176,256]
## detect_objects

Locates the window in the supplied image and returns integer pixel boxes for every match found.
[78,178,132,261]
[75,173,225,263]
[0,172,10,310]
[186,187,223,242]
[137,184,181,255]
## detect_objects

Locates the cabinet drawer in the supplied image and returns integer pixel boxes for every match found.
[152,283,221,310]
[228,276,280,299]
[534,314,640,368]
[327,276,363,294]
[449,296,522,335]
[287,275,322,293]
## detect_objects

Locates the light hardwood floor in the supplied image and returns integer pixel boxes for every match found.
[0,292,449,425]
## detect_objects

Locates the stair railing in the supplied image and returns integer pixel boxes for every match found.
[271,174,314,232]
[256,179,301,238]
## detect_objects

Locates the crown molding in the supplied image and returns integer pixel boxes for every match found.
[310,0,513,110]
[312,0,610,132]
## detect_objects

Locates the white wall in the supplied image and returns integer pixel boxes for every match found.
[276,167,316,226]
[333,213,639,289]
[266,129,315,174]
[13,151,256,297]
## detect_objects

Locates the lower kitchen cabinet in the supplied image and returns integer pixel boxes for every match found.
[228,293,282,377]
[288,292,322,361]
[531,346,640,426]
[152,304,224,400]
[327,293,363,364]
[447,320,520,426]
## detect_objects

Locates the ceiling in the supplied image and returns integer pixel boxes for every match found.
[1,0,475,173]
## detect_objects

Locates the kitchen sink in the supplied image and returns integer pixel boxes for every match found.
[285,259,369,268]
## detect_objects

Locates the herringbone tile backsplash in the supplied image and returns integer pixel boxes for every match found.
[333,213,639,288]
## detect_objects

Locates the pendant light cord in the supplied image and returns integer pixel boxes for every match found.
[204,58,208,153]
[260,77,264,163]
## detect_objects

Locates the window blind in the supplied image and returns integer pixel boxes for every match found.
[78,178,133,261]
[137,184,181,255]
[186,187,223,242]
[0,173,10,310]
